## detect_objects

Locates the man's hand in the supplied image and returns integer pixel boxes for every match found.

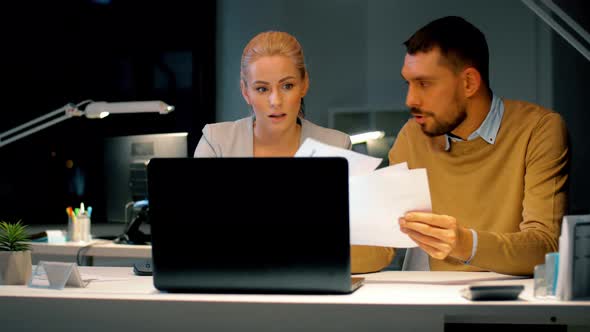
[399,212,473,261]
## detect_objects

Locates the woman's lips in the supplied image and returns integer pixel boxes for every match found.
[269,113,287,122]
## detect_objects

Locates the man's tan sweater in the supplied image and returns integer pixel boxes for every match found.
[350,99,569,275]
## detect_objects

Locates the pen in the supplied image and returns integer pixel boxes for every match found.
[87,206,93,218]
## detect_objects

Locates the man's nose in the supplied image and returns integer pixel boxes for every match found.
[405,84,420,109]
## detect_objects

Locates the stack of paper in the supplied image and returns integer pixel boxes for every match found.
[296,138,432,248]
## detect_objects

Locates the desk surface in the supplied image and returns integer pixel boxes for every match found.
[1,268,589,332]
[28,223,151,261]
[29,240,151,259]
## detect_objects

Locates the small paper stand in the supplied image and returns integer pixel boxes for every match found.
[28,261,88,289]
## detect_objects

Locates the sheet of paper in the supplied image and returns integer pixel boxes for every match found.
[372,161,409,175]
[46,230,66,244]
[296,138,431,248]
[295,138,382,177]
[349,167,432,248]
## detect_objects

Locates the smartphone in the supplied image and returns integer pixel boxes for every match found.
[460,284,524,301]
[133,260,153,276]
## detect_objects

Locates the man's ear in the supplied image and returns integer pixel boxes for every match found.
[240,80,251,105]
[462,67,482,98]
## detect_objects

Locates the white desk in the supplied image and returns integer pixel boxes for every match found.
[29,241,151,259]
[27,223,151,265]
[1,268,588,331]
[28,241,151,266]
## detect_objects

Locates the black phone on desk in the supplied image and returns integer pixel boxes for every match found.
[133,260,153,276]
[461,284,524,301]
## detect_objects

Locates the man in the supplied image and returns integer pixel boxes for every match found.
[390,16,569,275]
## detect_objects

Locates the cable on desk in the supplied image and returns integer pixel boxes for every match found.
[76,240,110,266]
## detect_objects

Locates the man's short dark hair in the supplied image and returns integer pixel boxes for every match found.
[404,16,490,89]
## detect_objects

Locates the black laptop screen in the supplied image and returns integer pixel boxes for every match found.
[147,157,351,293]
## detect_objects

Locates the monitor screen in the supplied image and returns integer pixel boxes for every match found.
[103,132,188,223]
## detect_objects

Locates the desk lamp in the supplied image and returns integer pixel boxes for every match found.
[0,100,175,148]
[350,131,385,145]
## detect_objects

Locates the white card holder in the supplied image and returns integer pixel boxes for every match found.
[28,261,88,289]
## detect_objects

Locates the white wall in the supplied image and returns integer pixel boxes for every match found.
[216,0,552,127]
[216,0,368,127]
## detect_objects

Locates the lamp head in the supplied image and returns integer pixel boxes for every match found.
[350,131,386,145]
[84,101,175,119]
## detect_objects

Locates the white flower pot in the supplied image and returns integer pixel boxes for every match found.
[0,250,32,285]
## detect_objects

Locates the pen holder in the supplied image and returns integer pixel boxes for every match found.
[78,215,91,242]
[68,215,91,242]
[67,217,79,242]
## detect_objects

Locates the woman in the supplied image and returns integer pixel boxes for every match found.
[194,31,393,273]
[193,30,350,157]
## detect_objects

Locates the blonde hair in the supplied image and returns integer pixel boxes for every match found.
[240,31,308,85]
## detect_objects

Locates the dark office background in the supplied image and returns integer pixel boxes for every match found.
[0,0,216,225]
[553,0,590,215]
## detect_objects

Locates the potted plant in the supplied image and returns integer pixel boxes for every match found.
[0,220,32,285]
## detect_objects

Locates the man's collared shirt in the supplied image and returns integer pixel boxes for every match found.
[444,94,505,151]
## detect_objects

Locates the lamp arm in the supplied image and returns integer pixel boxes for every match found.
[522,0,590,62]
[0,103,83,148]
[0,99,173,148]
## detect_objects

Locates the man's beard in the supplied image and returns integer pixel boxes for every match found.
[411,105,467,137]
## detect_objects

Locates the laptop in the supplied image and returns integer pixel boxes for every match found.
[147,157,364,294]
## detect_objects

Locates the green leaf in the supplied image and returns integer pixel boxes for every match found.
[0,220,31,251]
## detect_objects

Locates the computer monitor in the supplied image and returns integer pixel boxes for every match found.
[103,132,188,224]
